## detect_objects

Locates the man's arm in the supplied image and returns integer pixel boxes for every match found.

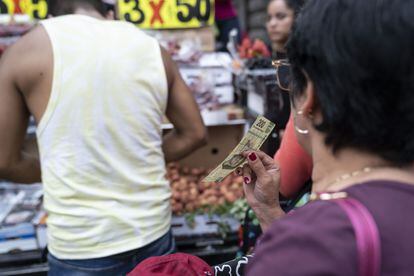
[161,47,207,162]
[0,44,41,183]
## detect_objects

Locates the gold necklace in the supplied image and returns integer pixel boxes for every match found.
[333,167,373,183]
[310,167,373,201]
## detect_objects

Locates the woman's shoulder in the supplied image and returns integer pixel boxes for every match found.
[247,180,414,276]
[265,199,352,240]
[267,179,414,238]
[246,200,357,276]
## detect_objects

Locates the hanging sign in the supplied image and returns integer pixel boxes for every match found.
[117,0,215,29]
[0,0,48,20]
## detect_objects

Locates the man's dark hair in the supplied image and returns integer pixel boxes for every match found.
[48,0,106,16]
[287,0,414,166]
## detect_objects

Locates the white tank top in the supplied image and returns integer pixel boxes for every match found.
[38,15,170,259]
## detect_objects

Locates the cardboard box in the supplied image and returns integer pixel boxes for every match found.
[174,123,246,169]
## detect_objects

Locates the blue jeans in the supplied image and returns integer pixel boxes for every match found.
[48,230,175,276]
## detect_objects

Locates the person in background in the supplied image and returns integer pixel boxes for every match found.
[275,117,312,198]
[0,0,207,275]
[265,0,311,200]
[215,0,242,52]
[263,0,305,156]
[243,0,414,274]
[266,0,303,59]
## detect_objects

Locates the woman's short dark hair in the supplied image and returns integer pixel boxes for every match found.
[287,0,414,166]
[48,0,106,17]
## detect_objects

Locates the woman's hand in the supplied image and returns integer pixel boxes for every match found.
[239,151,285,232]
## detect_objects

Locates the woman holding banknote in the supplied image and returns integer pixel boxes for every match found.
[240,0,414,274]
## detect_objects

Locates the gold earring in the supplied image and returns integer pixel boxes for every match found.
[294,110,309,135]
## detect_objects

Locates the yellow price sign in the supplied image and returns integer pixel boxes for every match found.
[0,0,48,19]
[118,0,215,29]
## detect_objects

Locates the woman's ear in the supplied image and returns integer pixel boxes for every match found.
[301,79,316,117]
[294,72,317,119]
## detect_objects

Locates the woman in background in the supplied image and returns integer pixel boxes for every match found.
[264,0,305,155]
[266,0,304,59]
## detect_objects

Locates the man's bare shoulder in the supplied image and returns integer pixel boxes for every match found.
[1,25,52,94]
[2,25,50,67]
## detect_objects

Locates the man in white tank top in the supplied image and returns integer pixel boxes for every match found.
[0,0,207,274]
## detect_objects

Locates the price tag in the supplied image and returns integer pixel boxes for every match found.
[0,0,48,20]
[118,0,215,29]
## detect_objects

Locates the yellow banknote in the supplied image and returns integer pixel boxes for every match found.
[203,116,275,183]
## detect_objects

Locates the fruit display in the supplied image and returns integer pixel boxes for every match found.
[167,163,245,215]
[238,37,271,59]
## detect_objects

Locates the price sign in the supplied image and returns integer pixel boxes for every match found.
[118,0,215,29]
[0,0,48,20]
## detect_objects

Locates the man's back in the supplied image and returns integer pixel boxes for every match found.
[8,15,171,259]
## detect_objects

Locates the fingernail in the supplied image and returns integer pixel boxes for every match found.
[244,177,250,184]
[248,153,257,161]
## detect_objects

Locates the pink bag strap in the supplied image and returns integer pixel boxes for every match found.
[333,197,381,276]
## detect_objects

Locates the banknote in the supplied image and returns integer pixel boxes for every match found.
[203,116,275,183]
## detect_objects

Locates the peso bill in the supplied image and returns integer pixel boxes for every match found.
[203,116,275,183]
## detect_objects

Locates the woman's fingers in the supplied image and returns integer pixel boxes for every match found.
[235,167,243,176]
[242,151,278,170]
[259,152,279,170]
[235,151,278,177]
[242,164,252,184]
[245,152,268,179]
[242,164,256,204]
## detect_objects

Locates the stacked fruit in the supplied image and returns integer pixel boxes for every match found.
[238,37,271,59]
[167,163,244,215]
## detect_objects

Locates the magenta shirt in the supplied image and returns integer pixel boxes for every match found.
[247,180,414,276]
[215,0,237,20]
